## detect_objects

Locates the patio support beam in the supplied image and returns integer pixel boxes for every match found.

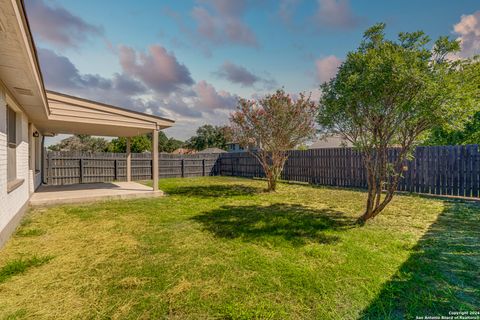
[152,129,159,191]
[126,137,131,182]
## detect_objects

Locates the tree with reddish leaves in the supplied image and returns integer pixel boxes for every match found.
[230,89,317,192]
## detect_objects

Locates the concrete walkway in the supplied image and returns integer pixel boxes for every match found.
[30,182,163,207]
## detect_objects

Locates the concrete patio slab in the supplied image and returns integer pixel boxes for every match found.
[30,182,163,207]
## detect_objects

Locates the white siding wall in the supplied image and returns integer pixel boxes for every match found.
[0,86,31,246]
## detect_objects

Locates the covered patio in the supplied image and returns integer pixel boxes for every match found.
[30,181,162,207]
[35,91,174,196]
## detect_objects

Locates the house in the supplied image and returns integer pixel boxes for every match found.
[226,142,245,153]
[197,147,227,154]
[0,0,174,247]
[309,135,352,149]
[226,142,258,153]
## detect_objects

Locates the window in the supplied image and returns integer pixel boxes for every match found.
[7,106,16,145]
[7,106,17,182]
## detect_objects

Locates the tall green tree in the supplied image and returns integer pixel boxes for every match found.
[48,134,109,152]
[185,125,231,151]
[424,111,480,145]
[107,135,151,153]
[318,23,479,223]
[424,58,480,146]
[157,131,184,153]
[107,132,184,153]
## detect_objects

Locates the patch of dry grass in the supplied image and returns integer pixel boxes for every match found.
[0,208,145,319]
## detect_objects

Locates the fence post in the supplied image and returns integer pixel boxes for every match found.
[45,150,50,185]
[114,159,118,180]
[181,159,185,178]
[150,159,153,179]
[309,150,314,184]
[202,159,206,176]
[79,158,83,183]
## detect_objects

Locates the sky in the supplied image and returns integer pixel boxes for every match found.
[24,0,480,144]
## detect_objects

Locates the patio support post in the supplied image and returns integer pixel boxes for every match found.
[126,137,131,182]
[28,123,34,194]
[152,129,159,191]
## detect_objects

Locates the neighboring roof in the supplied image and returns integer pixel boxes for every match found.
[172,148,197,155]
[309,135,352,149]
[197,147,227,154]
[0,0,174,137]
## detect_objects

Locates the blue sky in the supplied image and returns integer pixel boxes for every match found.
[24,0,480,142]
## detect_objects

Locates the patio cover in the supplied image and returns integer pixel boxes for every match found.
[38,91,174,137]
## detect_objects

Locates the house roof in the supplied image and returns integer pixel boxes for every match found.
[0,0,174,137]
[197,147,227,154]
[171,148,196,155]
[309,135,352,149]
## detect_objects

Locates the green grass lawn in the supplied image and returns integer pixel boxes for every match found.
[0,177,478,319]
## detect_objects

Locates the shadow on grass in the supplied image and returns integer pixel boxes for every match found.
[165,184,262,198]
[192,203,356,246]
[360,201,480,319]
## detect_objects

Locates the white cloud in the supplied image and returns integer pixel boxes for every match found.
[118,45,194,94]
[26,0,102,49]
[453,11,480,58]
[314,0,361,29]
[315,55,342,83]
[191,0,258,47]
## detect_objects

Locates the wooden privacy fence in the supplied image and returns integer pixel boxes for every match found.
[44,151,221,186]
[45,145,480,198]
[217,145,480,198]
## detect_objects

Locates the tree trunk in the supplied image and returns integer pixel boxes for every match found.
[358,187,376,224]
[253,150,287,192]
[267,176,277,192]
[357,146,402,224]
[358,164,375,223]
[357,169,401,224]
